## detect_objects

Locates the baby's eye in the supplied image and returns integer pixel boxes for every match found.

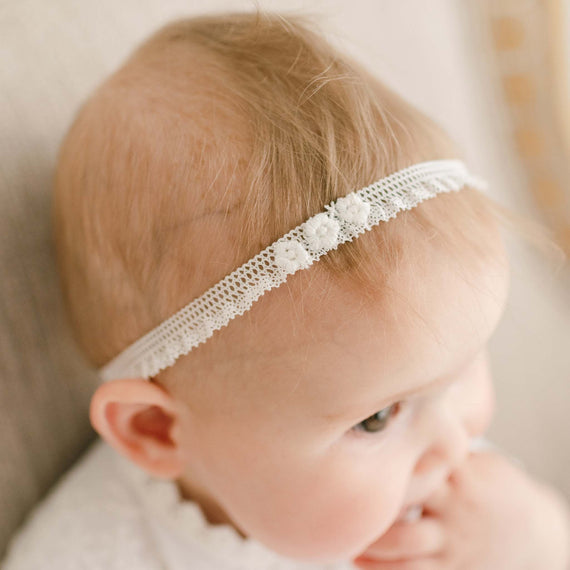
[352,402,402,434]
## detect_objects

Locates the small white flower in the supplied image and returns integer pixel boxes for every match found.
[302,213,340,251]
[336,193,370,225]
[274,239,311,273]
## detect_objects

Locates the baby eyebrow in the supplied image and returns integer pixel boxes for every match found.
[321,373,453,422]
[323,343,487,423]
[387,372,458,405]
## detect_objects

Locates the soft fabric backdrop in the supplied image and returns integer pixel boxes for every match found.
[1,0,568,560]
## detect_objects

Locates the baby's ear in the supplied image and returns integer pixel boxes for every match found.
[89,378,184,479]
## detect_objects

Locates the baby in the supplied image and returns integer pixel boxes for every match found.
[4,10,569,570]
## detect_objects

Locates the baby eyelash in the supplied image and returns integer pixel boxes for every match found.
[352,401,404,434]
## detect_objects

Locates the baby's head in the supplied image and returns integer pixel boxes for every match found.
[53,11,515,562]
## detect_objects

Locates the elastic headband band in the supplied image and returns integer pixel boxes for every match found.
[99,159,487,381]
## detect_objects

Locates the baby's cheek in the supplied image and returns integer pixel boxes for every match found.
[241,460,408,563]
[464,350,496,438]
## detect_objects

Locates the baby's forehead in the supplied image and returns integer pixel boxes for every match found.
[101,63,509,392]
[168,232,509,416]
[100,29,509,388]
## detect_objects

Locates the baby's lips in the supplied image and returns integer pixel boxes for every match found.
[352,553,377,565]
[352,505,424,565]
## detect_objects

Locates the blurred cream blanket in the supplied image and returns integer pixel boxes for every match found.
[2,437,501,570]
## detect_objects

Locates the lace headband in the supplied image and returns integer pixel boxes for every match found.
[99,160,487,382]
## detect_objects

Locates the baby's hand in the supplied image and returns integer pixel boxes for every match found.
[353,451,570,569]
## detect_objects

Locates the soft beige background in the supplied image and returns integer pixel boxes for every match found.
[1,0,568,560]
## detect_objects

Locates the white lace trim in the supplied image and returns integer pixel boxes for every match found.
[99,160,487,381]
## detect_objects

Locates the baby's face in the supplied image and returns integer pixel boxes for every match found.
[171,233,510,562]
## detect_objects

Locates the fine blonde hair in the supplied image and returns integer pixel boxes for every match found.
[52,11,563,391]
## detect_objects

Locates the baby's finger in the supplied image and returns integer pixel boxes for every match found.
[358,517,445,560]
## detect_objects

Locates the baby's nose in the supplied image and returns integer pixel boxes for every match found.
[414,393,471,476]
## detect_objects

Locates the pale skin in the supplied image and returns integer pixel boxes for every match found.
[90,218,570,567]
